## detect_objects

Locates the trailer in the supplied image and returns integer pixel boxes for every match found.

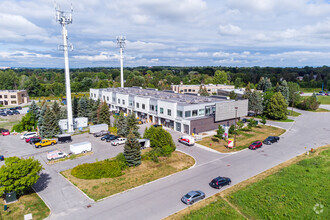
[70,141,92,155]
[138,139,150,149]
[89,124,109,134]
[57,134,72,144]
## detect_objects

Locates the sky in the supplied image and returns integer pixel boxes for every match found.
[1,0,330,68]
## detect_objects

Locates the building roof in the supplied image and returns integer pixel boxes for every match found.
[100,87,231,106]
[171,84,233,87]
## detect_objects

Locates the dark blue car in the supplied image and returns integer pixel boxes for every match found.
[209,176,231,189]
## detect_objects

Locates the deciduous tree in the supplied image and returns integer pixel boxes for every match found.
[265,92,288,120]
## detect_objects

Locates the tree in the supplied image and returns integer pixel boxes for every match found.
[72,97,79,118]
[229,91,237,100]
[265,92,288,120]
[275,80,289,103]
[38,104,47,136]
[123,129,141,167]
[288,82,301,107]
[143,126,176,153]
[213,70,228,84]
[246,91,263,115]
[258,77,272,92]
[214,125,224,139]
[126,113,140,138]
[237,120,244,130]
[88,99,100,124]
[0,157,43,196]
[97,101,110,125]
[29,100,39,123]
[261,115,267,125]
[12,112,37,132]
[40,107,60,137]
[52,101,61,121]
[117,112,127,137]
[60,107,67,119]
[78,97,88,117]
[297,93,320,111]
[198,85,209,96]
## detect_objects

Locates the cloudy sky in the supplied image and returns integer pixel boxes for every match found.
[1,0,330,68]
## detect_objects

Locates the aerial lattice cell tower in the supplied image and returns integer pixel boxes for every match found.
[117,36,126,88]
[55,2,74,132]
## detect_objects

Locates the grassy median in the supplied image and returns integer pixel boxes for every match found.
[0,191,50,220]
[167,145,329,220]
[61,151,195,201]
[197,125,285,153]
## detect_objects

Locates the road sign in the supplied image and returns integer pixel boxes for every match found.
[228,138,234,148]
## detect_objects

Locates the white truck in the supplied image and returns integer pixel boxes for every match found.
[111,138,127,146]
[70,141,92,154]
[178,136,195,146]
[89,124,109,134]
[47,150,67,161]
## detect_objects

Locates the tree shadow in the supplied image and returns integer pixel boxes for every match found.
[33,173,52,192]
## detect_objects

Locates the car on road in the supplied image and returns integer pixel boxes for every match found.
[1,129,10,136]
[47,150,67,161]
[35,139,57,148]
[101,134,118,142]
[178,136,195,146]
[9,107,16,111]
[181,191,205,205]
[6,111,13,115]
[0,155,4,161]
[0,112,7,117]
[28,137,41,144]
[21,132,38,140]
[93,130,110,137]
[263,136,280,145]
[249,141,263,150]
[111,138,127,146]
[12,110,20,115]
[209,176,231,189]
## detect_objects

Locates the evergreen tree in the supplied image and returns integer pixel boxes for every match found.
[258,77,272,92]
[38,104,47,137]
[198,85,209,96]
[246,91,263,115]
[29,100,39,129]
[266,92,288,120]
[60,107,67,119]
[214,125,224,139]
[97,101,111,125]
[117,112,127,137]
[72,97,78,118]
[52,101,61,121]
[275,80,289,103]
[123,129,141,167]
[126,113,140,138]
[78,97,88,117]
[41,107,60,138]
[229,91,237,100]
[89,99,100,124]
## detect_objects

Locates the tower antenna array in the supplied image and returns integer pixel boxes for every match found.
[55,2,74,132]
[117,36,126,88]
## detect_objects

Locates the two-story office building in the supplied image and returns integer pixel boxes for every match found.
[90,87,248,135]
[0,90,29,106]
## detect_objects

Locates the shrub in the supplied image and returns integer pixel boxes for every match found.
[297,95,320,111]
[115,153,128,170]
[71,160,123,179]
[143,126,176,153]
[229,124,236,135]
[162,145,173,156]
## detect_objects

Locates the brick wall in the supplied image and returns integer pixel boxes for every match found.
[190,116,236,135]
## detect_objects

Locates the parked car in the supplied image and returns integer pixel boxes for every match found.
[47,150,67,161]
[153,124,162,128]
[6,111,13,115]
[181,191,205,205]
[93,130,110,137]
[0,112,7,117]
[20,132,38,140]
[263,136,280,145]
[1,129,10,136]
[247,111,255,117]
[209,176,231,189]
[249,141,263,150]
[29,137,42,144]
[57,134,72,144]
[12,110,20,115]
[35,139,57,148]
[101,134,118,141]
[0,155,4,161]
[9,107,16,111]
[105,135,119,142]
[242,118,248,123]
[25,136,40,143]
[15,106,22,110]
[178,136,195,146]
[111,138,127,146]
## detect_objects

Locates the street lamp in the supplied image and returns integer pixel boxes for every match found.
[234,107,238,148]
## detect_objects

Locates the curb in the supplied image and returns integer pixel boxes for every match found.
[31,185,52,220]
[176,149,197,169]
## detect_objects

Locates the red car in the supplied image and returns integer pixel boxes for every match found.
[26,136,41,143]
[249,141,262,150]
[1,129,10,136]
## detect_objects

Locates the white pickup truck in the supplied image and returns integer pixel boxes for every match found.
[111,138,127,146]
[47,150,67,161]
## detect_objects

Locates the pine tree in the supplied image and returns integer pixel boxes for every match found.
[258,77,272,92]
[275,80,289,104]
[60,107,67,119]
[117,112,127,137]
[38,104,47,137]
[126,113,140,138]
[78,97,88,117]
[198,85,209,96]
[52,101,61,121]
[72,97,78,118]
[266,92,288,120]
[29,100,39,129]
[97,101,110,125]
[123,129,141,167]
[246,91,263,115]
[41,107,60,138]
[88,99,100,124]
[229,91,237,100]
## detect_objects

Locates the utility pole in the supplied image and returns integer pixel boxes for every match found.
[117,36,126,88]
[55,3,74,132]
[234,107,238,148]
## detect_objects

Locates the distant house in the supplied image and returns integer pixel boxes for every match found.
[296,76,304,81]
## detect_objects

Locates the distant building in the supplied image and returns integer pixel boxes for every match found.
[171,84,235,94]
[90,87,248,135]
[217,88,246,99]
[0,90,29,106]
[0,67,11,70]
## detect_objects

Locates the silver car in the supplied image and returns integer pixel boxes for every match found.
[181,190,205,205]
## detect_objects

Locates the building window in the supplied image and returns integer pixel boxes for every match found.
[160,107,164,114]
[199,109,205,116]
[123,100,125,105]
[107,96,109,101]
[0,95,2,98]
[177,110,183,117]
[136,102,140,108]
[192,110,198,116]
[150,105,155,111]
[206,107,211,115]
[180,90,183,93]
[103,96,105,101]
[94,94,96,98]
[192,90,195,92]
[21,94,24,97]
[167,109,171,116]
[11,101,17,104]
[184,89,187,92]
[4,95,7,98]
[112,105,114,108]
[188,89,191,92]
[142,104,145,109]
[129,100,133,106]
[118,99,120,104]
[185,111,191,118]
[112,97,116,102]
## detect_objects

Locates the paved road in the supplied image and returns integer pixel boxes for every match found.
[48,109,329,220]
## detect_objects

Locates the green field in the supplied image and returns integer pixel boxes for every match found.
[317,96,330,105]
[177,147,329,220]
[300,88,323,93]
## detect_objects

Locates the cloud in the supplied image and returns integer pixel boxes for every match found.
[73,52,135,62]
[218,24,242,35]
[0,51,52,59]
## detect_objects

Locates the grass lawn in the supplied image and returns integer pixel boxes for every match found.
[0,114,24,130]
[316,96,330,105]
[287,110,301,117]
[313,108,330,112]
[61,151,195,201]
[197,125,285,153]
[300,88,322,93]
[0,191,50,220]
[168,145,329,220]
[269,118,295,122]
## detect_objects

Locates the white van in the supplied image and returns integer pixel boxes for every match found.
[70,141,92,154]
[178,136,195,146]
[47,150,67,161]
[20,132,38,140]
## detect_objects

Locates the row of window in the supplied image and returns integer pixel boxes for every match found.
[0,95,16,99]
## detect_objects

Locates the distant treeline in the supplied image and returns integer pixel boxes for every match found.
[0,66,328,97]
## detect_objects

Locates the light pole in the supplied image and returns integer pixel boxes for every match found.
[234,107,238,148]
